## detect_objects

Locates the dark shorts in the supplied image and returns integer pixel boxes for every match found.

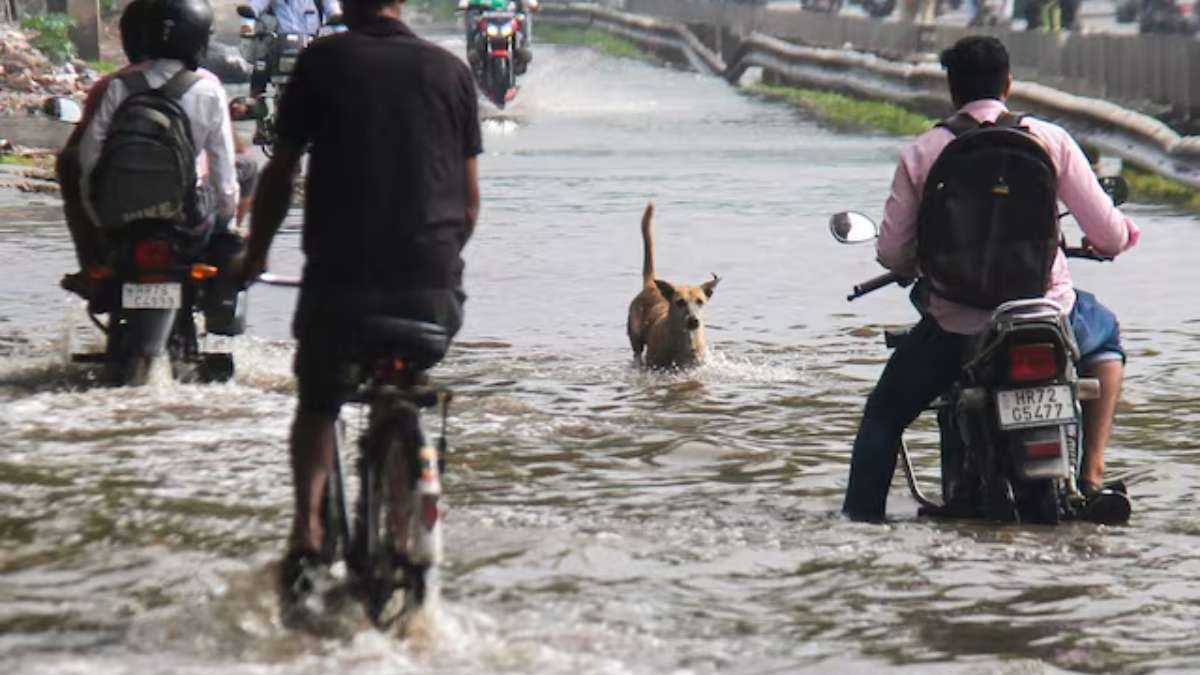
[1070,289,1125,371]
[293,287,465,416]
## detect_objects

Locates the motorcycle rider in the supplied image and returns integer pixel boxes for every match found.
[58,0,151,279]
[245,0,342,97]
[459,0,535,74]
[842,36,1139,523]
[235,0,481,604]
[75,0,239,267]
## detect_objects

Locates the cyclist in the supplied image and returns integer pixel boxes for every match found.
[236,0,481,603]
[842,37,1139,523]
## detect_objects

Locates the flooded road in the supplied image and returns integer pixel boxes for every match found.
[3,37,1200,674]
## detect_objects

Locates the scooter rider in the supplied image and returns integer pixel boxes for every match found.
[842,36,1139,523]
[76,0,239,257]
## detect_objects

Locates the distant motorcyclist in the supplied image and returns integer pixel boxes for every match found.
[460,0,535,73]
[245,0,343,97]
[842,36,1139,523]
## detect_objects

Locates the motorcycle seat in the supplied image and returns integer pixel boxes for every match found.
[357,316,449,370]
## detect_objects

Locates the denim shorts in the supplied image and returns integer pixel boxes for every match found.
[1070,289,1125,371]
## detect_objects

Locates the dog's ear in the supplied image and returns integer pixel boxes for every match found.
[701,273,721,298]
[654,279,676,300]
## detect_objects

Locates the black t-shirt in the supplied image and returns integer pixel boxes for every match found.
[275,17,482,291]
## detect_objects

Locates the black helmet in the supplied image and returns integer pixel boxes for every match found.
[144,0,214,69]
[119,0,151,63]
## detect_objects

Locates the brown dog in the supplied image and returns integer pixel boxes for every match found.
[626,203,720,369]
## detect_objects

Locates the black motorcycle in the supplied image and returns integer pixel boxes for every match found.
[48,98,245,386]
[236,5,344,154]
[829,177,1131,525]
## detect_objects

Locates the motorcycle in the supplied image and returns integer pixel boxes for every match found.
[47,97,246,386]
[470,10,524,108]
[1134,0,1198,34]
[236,4,345,154]
[830,176,1131,525]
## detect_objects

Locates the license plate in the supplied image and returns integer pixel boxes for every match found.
[995,385,1074,430]
[122,283,181,309]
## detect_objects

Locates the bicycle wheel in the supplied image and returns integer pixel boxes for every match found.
[360,413,414,628]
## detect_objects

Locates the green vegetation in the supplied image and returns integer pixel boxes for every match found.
[0,154,38,167]
[87,59,121,74]
[750,83,934,136]
[1121,165,1200,213]
[410,0,458,22]
[537,25,651,62]
[20,13,76,66]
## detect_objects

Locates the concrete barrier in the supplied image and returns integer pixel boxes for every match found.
[542,2,1200,189]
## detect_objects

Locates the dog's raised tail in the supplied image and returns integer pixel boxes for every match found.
[641,202,655,287]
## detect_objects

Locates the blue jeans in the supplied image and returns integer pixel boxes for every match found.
[842,289,1123,521]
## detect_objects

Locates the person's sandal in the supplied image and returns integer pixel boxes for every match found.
[1078,481,1132,525]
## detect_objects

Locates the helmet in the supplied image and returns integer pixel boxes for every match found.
[144,0,214,69]
[119,0,150,63]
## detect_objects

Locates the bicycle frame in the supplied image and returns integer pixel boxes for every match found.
[324,358,450,628]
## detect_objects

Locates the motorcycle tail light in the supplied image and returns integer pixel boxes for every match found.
[1008,343,1058,382]
[1025,440,1062,460]
[189,264,218,281]
[133,239,172,269]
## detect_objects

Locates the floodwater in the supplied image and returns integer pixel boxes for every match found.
[3,38,1200,674]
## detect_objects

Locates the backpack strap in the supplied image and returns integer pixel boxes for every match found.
[158,69,204,101]
[936,112,980,137]
[993,111,1028,129]
[118,71,153,96]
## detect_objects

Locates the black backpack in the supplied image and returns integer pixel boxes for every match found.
[916,112,1059,310]
[90,69,204,236]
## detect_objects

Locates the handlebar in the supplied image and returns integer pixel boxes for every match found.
[848,271,907,301]
[1062,246,1113,262]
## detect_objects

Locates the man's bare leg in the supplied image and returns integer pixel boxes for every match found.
[1080,360,1123,487]
[288,410,337,554]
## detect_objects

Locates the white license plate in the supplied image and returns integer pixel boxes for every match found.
[996,385,1074,430]
[122,283,181,309]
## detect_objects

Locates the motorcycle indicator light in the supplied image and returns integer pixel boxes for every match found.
[1008,343,1058,382]
[134,239,172,269]
[1025,440,1062,460]
[189,264,218,281]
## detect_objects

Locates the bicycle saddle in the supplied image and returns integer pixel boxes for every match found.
[358,316,449,370]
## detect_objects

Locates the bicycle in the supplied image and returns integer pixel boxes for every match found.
[262,275,453,628]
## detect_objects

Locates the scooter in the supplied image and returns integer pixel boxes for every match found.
[830,176,1132,525]
[47,97,245,386]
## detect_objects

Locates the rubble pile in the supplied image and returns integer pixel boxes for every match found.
[0,23,101,116]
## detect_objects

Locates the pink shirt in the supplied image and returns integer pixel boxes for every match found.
[877,99,1140,335]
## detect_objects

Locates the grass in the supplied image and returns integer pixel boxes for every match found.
[0,154,39,167]
[749,82,934,137]
[537,25,651,62]
[86,59,121,74]
[1121,165,1200,213]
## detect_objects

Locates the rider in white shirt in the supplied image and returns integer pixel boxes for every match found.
[77,0,238,237]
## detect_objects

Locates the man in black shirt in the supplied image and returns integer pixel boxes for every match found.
[237,0,482,598]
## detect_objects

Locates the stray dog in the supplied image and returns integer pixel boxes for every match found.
[626,203,720,369]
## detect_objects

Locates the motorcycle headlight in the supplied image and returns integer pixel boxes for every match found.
[500,21,514,37]
[486,24,500,37]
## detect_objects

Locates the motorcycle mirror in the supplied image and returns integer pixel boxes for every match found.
[829,211,879,244]
[236,4,256,18]
[1099,176,1129,206]
[43,96,82,124]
